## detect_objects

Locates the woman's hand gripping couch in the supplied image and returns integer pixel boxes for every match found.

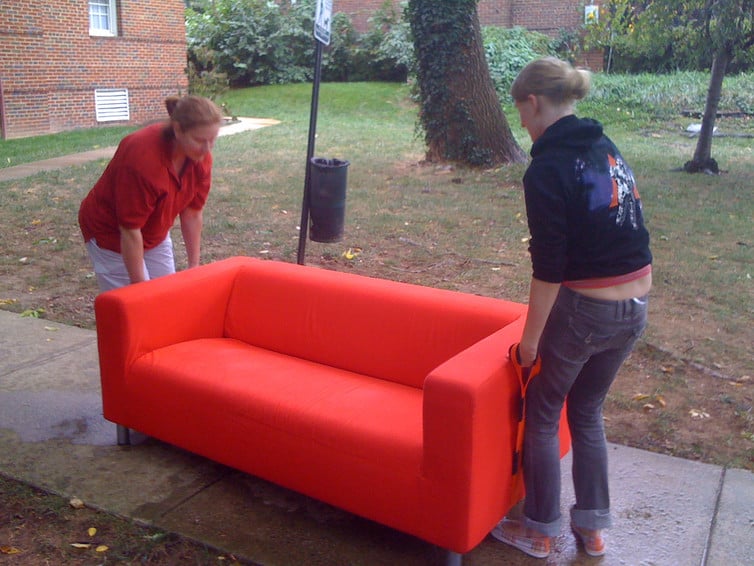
[94,257,571,558]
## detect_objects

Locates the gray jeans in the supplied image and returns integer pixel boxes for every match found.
[522,286,648,536]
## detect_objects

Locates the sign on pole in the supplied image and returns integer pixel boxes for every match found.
[298,0,335,264]
[314,0,333,45]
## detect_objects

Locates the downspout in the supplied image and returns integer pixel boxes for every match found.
[509,0,515,28]
[0,78,7,140]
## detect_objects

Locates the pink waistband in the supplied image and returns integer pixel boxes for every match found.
[563,264,652,290]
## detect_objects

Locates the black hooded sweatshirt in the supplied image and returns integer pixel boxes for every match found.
[523,115,652,284]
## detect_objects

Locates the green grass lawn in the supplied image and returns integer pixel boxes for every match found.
[1,79,752,468]
[1,80,752,373]
[0,126,137,168]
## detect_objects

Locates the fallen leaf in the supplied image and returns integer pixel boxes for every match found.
[143,532,167,543]
[95,545,109,553]
[69,497,85,509]
[70,543,92,549]
[20,308,45,318]
[88,527,97,537]
[632,393,650,401]
[0,546,23,555]
[689,409,711,419]
[642,403,655,412]
[656,396,667,408]
[342,247,362,260]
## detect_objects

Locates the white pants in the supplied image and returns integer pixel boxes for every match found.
[85,235,175,292]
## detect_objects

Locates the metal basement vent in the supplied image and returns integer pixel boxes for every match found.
[95,88,130,122]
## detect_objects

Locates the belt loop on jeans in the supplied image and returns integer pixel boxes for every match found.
[613,299,622,318]
[564,285,581,310]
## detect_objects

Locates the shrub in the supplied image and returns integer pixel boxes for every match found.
[483,26,556,99]
[187,45,229,102]
[320,13,359,82]
[187,0,315,87]
[586,71,754,117]
[356,1,413,82]
[187,0,413,87]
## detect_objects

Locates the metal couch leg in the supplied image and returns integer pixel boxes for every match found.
[445,550,463,566]
[116,424,131,445]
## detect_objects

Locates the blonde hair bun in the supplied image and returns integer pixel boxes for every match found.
[511,57,591,104]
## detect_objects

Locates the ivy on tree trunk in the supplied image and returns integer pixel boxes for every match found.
[407,0,526,167]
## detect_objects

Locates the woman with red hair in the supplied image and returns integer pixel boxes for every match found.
[79,95,223,291]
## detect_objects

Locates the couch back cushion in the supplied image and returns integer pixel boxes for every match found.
[224,260,525,389]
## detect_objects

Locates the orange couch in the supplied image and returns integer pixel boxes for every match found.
[95,257,570,561]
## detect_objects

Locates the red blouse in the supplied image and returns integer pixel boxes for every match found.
[79,122,212,253]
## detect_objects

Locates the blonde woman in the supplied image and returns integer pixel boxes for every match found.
[491,57,652,559]
[79,95,223,291]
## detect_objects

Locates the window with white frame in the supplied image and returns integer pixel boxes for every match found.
[89,0,118,37]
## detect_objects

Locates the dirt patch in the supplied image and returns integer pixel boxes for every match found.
[0,475,249,565]
[609,343,752,467]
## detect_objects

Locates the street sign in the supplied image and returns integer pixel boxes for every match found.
[314,0,332,45]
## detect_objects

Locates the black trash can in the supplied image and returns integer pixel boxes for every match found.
[309,157,349,243]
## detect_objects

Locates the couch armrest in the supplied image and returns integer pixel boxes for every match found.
[421,318,525,546]
[94,257,248,421]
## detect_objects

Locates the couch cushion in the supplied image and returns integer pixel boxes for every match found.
[128,338,423,471]
[223,260,526,388]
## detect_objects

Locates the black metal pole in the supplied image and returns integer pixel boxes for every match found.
[296,40,324,265]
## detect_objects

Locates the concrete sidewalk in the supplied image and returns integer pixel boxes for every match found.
[0,309,752,565]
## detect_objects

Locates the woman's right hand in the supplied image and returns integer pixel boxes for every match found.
[517,340,539,367]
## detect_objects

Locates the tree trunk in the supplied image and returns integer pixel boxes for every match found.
[407,0,526,167]
[684,47,730,174]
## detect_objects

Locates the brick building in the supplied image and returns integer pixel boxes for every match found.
[0,1,188,139]
[338,0,585,35]
[1,1,598,140]
[337,0,601,69]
